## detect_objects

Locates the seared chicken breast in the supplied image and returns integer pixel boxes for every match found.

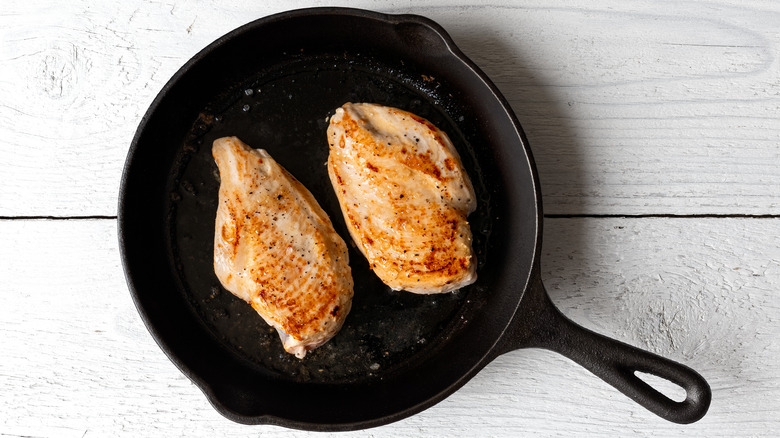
[327,103,477,294]
[212,136,353,358]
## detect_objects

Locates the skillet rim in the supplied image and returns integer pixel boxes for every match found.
[118,6,543,430]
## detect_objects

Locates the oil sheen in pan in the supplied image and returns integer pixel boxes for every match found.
[164,51,494,383]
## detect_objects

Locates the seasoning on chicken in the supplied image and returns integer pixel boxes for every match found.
[212,136,353,358]
[327,103,477,294]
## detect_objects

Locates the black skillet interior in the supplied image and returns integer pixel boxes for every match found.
[120,8,539,429]
[170,40,494,384]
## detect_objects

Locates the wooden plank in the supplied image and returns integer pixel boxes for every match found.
[1,1,779,216]
[0,1,247,217]
[1,217,777,436]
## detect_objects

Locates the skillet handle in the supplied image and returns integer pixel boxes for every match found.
[498,275,711,424]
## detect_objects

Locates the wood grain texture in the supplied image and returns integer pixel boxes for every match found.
[1,0,779,216]
[438,2,780,215]
[1,218,777,436]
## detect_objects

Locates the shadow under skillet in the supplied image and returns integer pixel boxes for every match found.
[447,27,588,307]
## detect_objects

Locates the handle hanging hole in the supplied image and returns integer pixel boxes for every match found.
[635,371,687,402]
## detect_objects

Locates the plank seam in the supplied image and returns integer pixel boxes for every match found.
[0,216,118,220]
[545,214,780,219]
[1,214,778,220]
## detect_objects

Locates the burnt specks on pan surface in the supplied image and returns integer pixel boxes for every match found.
[164,50,495,383]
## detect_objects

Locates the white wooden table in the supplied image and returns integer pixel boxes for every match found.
[2,1,779,436]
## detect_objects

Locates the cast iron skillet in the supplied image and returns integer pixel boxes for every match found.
[119,7,711,430]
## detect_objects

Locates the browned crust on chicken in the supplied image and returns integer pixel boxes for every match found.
[327,103,477,294]
[212,136,353,358]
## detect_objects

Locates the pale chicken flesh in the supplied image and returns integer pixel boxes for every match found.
[327,103,477,294]
[212,136,353,358]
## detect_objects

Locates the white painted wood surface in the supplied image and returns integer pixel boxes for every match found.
[1,1,779,437]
